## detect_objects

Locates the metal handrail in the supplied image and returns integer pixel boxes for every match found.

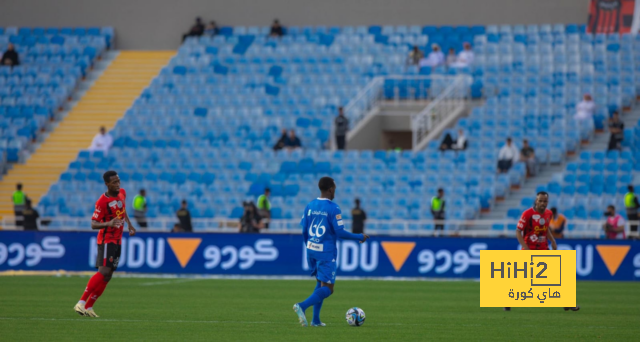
[331,75,467,151]
[332,76,384,150]
[411,75,472,150]
[2,216,635,239]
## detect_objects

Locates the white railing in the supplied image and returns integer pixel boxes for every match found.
[331,75,467,150]
[331,77,384,150]
[411,75,472,150]
[2,216,636,240]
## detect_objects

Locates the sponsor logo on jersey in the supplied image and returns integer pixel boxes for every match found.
[117,201,123,208]
[337,220,344,226]
[336,214,342,219]
[108,201,117,208]
[532,214,541,220]
[311,210,328,216]
[306,241,324,252]
[539,218,545,225]
[115,209,126,219]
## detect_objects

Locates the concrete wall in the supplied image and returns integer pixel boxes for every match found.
[347,109,384,150]
[1,0,588,50]
[347,109,414,150]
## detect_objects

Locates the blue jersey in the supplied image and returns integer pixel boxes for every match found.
[300,198,364,261]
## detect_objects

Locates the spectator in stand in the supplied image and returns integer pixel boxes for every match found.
[285,129,301,150]
[624,185,639,239]
[549,207,566,239]
[89,126,113,155]
[431,188,446,231]
[182,17,205,42]
[520,139,537,177]
[204,21,220,36]
[270,19,284,37]
[607,111,624,151]
[273,128,289,151]
[497,138,520,173]
[240,201,264,233]
[452,129,467,151]
[603,205,626,239]
[574,93,596,132]
[445,47,457,66]
[450,42,474,68]
[419,44,445,68]
[22,199,39,231]
[407,45,424,65]
[1,43,20,67]
[334,107,349,150]
[387,139,402,153]
[176,200,193,232]
[439,132,454,151]
[351,198,367,234]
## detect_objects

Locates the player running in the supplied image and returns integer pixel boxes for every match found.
[293,177,369,327]
[74,170,136,318]
[504,191,579,312]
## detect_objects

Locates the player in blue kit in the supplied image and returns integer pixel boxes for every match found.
[293,177,369,327]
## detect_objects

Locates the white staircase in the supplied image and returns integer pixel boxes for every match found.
[483,107,640,220]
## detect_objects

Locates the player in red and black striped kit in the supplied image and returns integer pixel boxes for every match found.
[504,192,579,312]
[73,170,136,318]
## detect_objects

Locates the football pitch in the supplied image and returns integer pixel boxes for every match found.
[0,276,638,341]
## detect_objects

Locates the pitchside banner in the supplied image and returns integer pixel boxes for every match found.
[0,231,639,280]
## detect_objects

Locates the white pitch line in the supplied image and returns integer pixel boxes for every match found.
[139,279,203,286]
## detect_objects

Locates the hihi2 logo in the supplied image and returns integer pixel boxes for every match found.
[480,251,576,307]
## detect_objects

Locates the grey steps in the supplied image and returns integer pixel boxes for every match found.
[482,106,640,221]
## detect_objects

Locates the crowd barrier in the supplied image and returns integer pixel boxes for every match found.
[0,231,638,281]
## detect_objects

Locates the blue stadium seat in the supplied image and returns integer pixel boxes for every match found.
[29,22,640,228]
[507,208,521,220]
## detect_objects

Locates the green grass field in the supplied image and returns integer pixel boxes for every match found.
[0,276,638,341]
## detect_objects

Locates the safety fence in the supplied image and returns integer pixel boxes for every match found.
[2,216,638,240]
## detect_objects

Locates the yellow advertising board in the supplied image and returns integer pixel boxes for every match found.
[480,250,576,307]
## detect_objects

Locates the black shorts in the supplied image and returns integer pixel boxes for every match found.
[95,243,121,270]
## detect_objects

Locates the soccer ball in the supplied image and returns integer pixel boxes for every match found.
[345,307,366,326]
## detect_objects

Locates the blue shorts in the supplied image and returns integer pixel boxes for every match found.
[307,256,337,284]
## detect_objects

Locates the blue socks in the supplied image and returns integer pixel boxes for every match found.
[298,281,332,317]
[312,282,323,324]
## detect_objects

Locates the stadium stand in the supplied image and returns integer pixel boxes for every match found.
[26,24,640,234]
[0,26,112,164]
[0,51,174,218]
